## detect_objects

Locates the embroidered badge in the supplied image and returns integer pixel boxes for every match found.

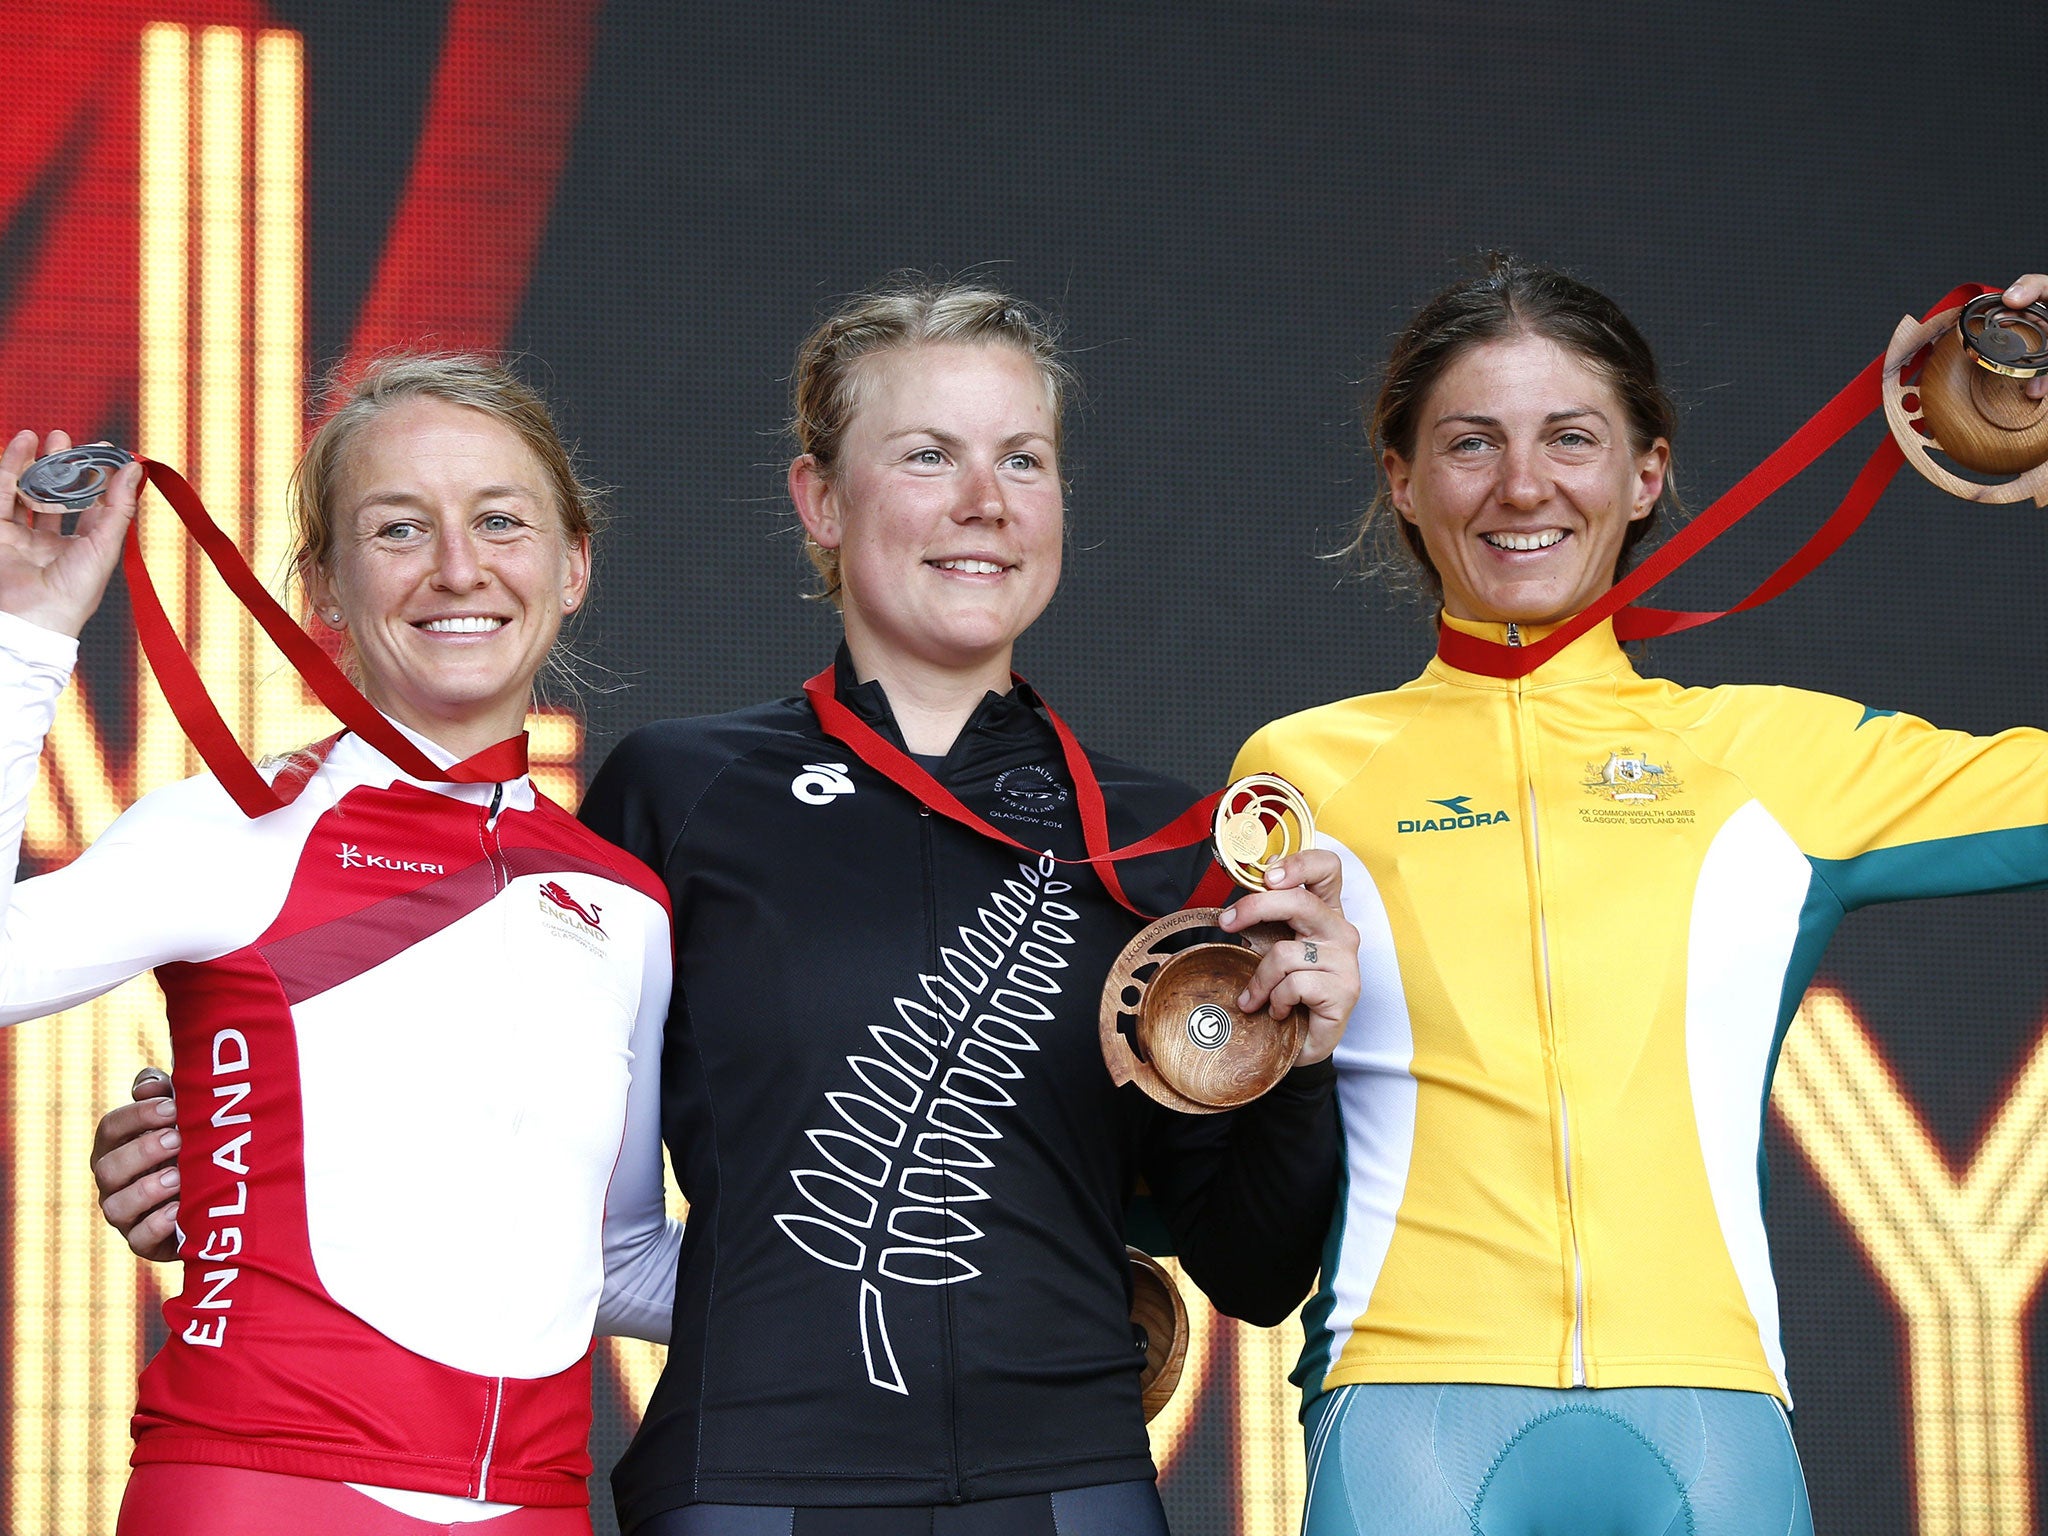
[1579,750,1693,825]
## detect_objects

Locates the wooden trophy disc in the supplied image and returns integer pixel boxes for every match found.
[1884,305,2048,506]
[1100,907,1310,1114]
[1128,1246,1189,1422]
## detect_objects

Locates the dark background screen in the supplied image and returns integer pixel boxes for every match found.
[3,5,2044,1533]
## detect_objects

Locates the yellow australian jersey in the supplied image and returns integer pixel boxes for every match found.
[1232,613,2048,1408]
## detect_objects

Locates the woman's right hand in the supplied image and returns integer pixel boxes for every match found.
[90,1068,181,1264]
[0,430,142,638]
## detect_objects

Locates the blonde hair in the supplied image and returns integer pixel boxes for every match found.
[789,278,1073,602]
[291,352,604,609]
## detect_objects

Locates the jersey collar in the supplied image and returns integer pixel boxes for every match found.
[828,643,1044,761]
[1426,611,1635,689]
[325,716,537,813]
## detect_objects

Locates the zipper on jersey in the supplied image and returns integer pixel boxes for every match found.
[1559,1084,1587,1384]
[482,782,509,891]
[918,806,939,969]
[1514,677,1587,1385]
[1507,621,1523,647]
[474,1375,505,1498]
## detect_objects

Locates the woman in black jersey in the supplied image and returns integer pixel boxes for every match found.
[577,281,1359,1535]
[95,282,1360,1536]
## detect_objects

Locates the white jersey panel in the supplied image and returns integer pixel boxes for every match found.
[1684,798,1807,1400]
[296,878,645,1379]
[1318,831,1418,1388]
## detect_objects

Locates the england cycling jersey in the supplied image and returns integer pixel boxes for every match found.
[0,612,679,1507]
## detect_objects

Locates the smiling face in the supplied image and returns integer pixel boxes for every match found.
[305,396,589,755]
[791,341,1063,687]
[1385,331,1668,626]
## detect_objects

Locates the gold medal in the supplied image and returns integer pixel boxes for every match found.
[1217,810,1271,867]
[1211,774,1315,888]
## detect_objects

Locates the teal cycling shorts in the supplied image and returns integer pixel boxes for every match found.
[1302,1383,1813,1536]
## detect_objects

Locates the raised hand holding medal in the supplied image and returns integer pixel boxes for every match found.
[5,435,531,816]
[0,434,143,640]
[1884,277,2048,503]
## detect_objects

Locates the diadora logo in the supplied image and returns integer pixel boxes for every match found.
[335,843,445,875]
[1397,794,1511,835]
[538,880,605,935]
[792,762,856,805]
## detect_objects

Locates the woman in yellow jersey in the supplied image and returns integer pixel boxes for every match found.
[1232,258,2048,1536]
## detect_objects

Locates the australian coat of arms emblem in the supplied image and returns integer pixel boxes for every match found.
[1582,750,1685,804]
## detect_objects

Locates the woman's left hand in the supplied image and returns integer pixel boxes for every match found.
[2000,275,2048,400]
[1217,849,1361,1066]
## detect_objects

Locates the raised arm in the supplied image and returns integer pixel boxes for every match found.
[1681,684,2048,911]
[0,432,243,1023]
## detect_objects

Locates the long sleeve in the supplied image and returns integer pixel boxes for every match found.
[1671,684,2048,910]
[1134,1059,1340,1325]
[0,609,72,888]
[0,612,269,1024]
[596,901,682,1342]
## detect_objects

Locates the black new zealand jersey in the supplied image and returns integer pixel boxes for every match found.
[582,655,1338,1523]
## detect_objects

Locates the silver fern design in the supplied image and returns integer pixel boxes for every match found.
[775,853,1077,1394]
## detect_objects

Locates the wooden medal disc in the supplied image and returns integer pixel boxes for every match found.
[1099,907,1310,1113]
[1917,324,2048,475]
[1883,307,2048,506]
[1127,1246,1190,1422]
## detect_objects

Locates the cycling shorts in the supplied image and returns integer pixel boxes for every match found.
[1302,1382,1813,1536]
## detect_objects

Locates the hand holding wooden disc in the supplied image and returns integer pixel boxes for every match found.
[1099,907,1310,1114]
[1127,1247,1189,1422]
[1884,296,2048,505]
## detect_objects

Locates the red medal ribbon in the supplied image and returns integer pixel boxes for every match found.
[803,668,1236,918]
[1435,283,1995,679]
[124,457,529,818]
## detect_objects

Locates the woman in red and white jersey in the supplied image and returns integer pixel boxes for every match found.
[0,357,679,1535]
